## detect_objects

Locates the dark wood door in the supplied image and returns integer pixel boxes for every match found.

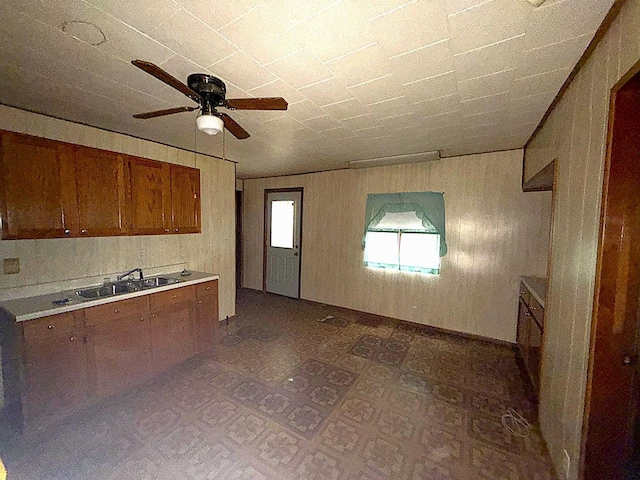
[87,315,152,400]
[0,131,78,239]
[128,156,171,235]
[75,146,128,236]
[150,302,193,372]
[584,66,640,480]
[22,312,88,427]
[170,165,201,234]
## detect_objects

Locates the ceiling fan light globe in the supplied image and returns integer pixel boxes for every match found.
[196,113,224,135]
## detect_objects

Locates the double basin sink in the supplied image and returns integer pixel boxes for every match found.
[76,276,180,300]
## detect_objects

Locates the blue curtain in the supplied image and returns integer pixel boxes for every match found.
[363,191,447,257]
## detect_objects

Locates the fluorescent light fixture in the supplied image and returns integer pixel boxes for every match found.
[348,151,441,169]
[196,113,224,135]
[524,0,547,6]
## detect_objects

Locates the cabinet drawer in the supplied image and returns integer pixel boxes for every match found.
[529,295,544,327]
[150,285,195,311]
[23,312,79,341]
[84,296,149,325]
[196,280,217,298]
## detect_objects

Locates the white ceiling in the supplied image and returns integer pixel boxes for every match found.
[0,0,613,177]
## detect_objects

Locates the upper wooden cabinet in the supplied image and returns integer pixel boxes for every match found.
[0,131,201,239]
[0,131,78,239]
[74,146,128,237]
[170,164,201,234]
[128,156,172,235]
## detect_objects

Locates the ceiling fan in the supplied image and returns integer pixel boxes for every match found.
[131,60,288,140]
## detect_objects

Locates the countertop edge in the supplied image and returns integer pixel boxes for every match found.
[521,276,546,308]
[3,273,219,322]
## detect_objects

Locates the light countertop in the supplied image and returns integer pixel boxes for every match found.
[521,276,547,308]
[0,271,219,322]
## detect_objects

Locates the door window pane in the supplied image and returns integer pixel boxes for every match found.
[270,200,295,248]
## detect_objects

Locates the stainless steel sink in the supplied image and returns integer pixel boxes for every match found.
[76,283,136,299]
[75,276,180,300]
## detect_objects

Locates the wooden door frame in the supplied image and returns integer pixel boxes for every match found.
[236,189,243,290]
[262,187,304,298]
[580,58,640,479]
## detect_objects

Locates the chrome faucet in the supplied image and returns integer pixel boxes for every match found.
[117,268,144,282]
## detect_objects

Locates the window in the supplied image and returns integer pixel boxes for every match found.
[362,192,446,275]
[270,200,295,248]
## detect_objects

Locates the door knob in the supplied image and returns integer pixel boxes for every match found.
[623,354,638,366]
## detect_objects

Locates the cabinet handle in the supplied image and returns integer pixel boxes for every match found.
[114,309,119,313]
[81,229,88,234]
[174,228,179,233]
[171,295,177,299]
[198,300,203,304]
[206,286,211,291]
[140,317,145,322]
[152,313,157,318]
[64,229,71,235]
[47,324,54,329]
[164,229,170,233]
[530,305,537,311]
[524,311,531,316]
[70,336,77,342]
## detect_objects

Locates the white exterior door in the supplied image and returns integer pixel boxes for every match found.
[265,190,302,298]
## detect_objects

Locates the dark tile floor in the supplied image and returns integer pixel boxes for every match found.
[2,289,556,479]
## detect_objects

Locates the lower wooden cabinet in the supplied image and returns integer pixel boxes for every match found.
[516,281,544,396]
[21,311,88,430]
[13,279,219,433]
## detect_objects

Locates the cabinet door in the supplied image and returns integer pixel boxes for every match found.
[75,146,128,236]
[150,302,193,372]
[528,318,543,395]
[128,156,171,235]
[516,298,530,367]
[193,295,219,353]
[0,131,77,239]
[170,165,201,234]
[87,315,152,400]
[22,312,88,427]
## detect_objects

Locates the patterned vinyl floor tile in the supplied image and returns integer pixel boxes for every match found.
[3,289,556,479]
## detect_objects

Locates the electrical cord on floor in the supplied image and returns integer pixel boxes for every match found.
[502,409,532,437]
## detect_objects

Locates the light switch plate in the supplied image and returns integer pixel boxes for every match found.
[3,258,20,274]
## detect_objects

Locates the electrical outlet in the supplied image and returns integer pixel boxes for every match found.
[3,258,20,275]
[563,449,571,479]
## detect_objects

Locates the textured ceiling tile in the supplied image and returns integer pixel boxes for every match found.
[326,43,391,88]
[210,51,276,91]
[151,9,237,68]
[86,0,182,35]
[287,100,327,122]
[411,93,460,114]
[323,126,357,140]
[340,113,379,130]
[377,112,419,128]
[459,91,509,117]
[508,90,557,114]
[266,49,333,89]
[302,115,344,131]
[262,115,306,132]
[419,109,462,130]
[322,98,369,120]
[443,0,491,16]
[461,109,507,128]
[176,0,262,31]
[219,3,304,64]
[292,0,376,62]
[452,34,525,81]
[354,0,420,21]
[247,79,305,105]
[511,67,570,99]
[265,0,339,27]
[524,0,614,50]
[370,0,450,57]
[365,95,414,117]
[299,77,354,107]
[348,74,403,105]
[447,0,531,55]
[457,68,516,101]
[518,33,591,78]
[388,39,455,85]
[401,71,458,103]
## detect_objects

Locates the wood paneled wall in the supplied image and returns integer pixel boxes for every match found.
[0,105,236,321]
[243,150,551,343]
[523,1,640,477]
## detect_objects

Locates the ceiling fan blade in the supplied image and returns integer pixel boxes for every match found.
[219,113,250,139]
[131,60,200,103]
[133,106,198,119]
[225,97,288,111]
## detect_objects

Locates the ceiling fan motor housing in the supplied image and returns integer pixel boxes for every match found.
[187,74,227,109]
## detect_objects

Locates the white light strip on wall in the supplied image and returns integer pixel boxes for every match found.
[347,151,441,169]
